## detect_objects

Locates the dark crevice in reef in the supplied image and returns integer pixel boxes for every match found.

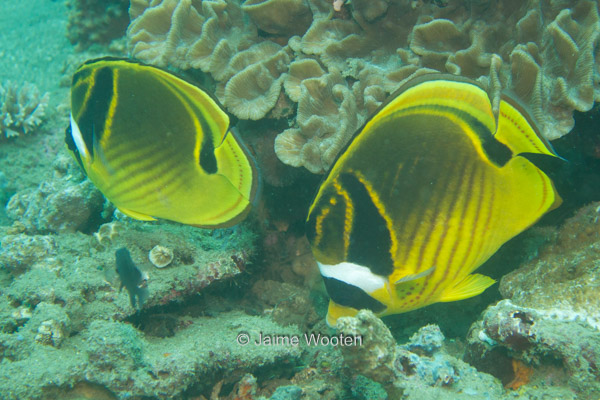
[78,207,110,235]
[125,275,256,338]
[540,105,600,225]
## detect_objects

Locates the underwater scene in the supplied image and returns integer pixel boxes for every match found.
[2,0,600,399]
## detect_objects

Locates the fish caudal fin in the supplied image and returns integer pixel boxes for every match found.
[439,274,496,302]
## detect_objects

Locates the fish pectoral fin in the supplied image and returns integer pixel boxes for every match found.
[117,207,157,221]
[394,266,436,284]
[439,274,496,302]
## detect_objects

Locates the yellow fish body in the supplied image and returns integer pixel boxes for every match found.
[306,74,562,327]
[67,58,258,228]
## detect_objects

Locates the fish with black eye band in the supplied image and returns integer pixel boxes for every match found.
[66,57,259,228]
[306,73,562,327]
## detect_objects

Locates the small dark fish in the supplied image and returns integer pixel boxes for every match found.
[115,248,149,309]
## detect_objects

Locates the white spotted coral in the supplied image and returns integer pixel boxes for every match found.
[0,81,49,138]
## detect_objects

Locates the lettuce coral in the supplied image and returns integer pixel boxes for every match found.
[242,0,313,37]
[0,81,49,138]
[127,0,600,173]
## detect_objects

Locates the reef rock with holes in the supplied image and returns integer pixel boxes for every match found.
[4,163,103,235]
[465,202,600,398]
[336,310,498,399]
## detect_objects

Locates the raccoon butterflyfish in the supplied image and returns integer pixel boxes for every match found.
[306,74,562,327]
[66,58,258,228]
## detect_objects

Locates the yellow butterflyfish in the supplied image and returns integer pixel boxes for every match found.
[306,74,562,327]
[66,58,258,228]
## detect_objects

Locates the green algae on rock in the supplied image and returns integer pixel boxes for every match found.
[499,201,600,326]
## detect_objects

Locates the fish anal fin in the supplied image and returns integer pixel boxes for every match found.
[118,207,157,221]
[326,300,359,328]
[439,273,495,302]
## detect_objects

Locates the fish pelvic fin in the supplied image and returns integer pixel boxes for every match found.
[439,273,496,302]
[118,206,157,221]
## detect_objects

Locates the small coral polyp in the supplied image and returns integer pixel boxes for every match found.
[149,245,174,268]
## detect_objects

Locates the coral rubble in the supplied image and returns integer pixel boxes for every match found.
[0,81,49,139]
[336,310,506,399]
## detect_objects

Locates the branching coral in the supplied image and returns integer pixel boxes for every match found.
[0,81,49,138]
[127,0,600,173]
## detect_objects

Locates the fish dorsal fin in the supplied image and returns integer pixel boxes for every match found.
[152,66,230,146]
[495,94,558,158]
[374,74,497,137]
[439,274,496,302]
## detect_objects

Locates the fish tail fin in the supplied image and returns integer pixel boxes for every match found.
[128,293,137,308]
[495,95,559,158]
[211,128,260,226]
[439,273,496,302]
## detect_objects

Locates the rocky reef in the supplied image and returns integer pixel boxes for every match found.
[334,310,577,399]
[127,0,600,173]
[0,160,272,398]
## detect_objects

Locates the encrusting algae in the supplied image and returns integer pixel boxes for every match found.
[505,359,535,390]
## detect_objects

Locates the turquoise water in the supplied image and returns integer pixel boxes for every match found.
[1,1,600,399]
